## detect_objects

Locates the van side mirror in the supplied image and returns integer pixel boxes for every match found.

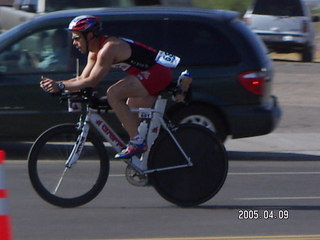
[312,16,320,22]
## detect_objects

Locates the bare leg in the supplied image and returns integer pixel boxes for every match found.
[107,75,155,139]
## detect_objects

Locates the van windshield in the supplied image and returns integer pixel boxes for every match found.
[252,0,303,16]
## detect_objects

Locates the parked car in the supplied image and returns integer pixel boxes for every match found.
[243,0,318,62]
[0,7,281,142]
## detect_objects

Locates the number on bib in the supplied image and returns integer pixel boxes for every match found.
[155,50,180,68]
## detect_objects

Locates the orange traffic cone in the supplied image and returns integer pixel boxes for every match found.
[0,150,12,240]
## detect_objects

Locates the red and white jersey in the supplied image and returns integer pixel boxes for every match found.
[113,37,159,73]
[98,36,180,72]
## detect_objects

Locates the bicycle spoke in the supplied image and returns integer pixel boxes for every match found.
[53,167,69,194]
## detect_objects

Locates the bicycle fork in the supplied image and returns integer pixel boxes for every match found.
[51,117,91,194]
[65,115,90,168]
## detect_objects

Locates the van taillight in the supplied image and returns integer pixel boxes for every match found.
[238,70,266,95]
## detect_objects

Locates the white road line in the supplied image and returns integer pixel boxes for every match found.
[237,196,320,201]
[109,174,125,177]
[102,172,320,202]
[109,172,320,177]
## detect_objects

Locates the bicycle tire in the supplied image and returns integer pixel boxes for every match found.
[148,124,228,207]
[28,124,109,208]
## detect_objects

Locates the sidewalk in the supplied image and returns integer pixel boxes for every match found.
[225,132,320,160]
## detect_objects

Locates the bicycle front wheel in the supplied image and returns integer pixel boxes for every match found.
[148,124,228,207]
[28,124,109,208]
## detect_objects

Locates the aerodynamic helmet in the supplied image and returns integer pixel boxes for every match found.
[68,15,101,34]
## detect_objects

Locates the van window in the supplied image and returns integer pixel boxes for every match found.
[163,20,240,66]
[252,0,303,16]
[104,19,240,66]
[0,28,75,74]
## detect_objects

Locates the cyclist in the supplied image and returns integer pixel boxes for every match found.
[40,15,180,159]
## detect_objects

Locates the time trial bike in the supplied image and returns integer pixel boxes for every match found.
[28,76,228,208]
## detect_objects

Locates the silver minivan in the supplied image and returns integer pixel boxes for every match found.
[243,0,317,62]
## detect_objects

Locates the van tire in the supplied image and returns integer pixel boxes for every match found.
[170,105,228,142]
[301,46,314,62]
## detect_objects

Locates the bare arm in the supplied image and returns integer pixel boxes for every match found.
[59,52,98,90]
[40,52,96,92]
[40,38,131,93]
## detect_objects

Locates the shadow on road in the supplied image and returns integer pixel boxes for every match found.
[272,58,320,64]
[228,151,320,161]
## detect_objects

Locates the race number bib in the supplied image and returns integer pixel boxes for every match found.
[155,50,180,68]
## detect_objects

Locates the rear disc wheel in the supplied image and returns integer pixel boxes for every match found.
[148,124,228,207]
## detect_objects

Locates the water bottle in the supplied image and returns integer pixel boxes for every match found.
[174,70,192,102]
[138,120,148,139]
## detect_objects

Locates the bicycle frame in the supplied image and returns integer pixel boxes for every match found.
[65,95,192,174]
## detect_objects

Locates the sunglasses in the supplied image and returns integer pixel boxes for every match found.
[72,35,81,41]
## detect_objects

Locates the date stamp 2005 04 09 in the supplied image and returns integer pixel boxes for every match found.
[238,209,289,220]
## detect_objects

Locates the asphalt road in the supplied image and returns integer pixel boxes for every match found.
[5,160,320,240]
[3,61,320,240]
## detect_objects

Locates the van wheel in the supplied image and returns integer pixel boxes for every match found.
[170,105,228,142]
[301,46,313,62]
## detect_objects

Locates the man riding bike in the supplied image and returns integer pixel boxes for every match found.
[40,15,180,159]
